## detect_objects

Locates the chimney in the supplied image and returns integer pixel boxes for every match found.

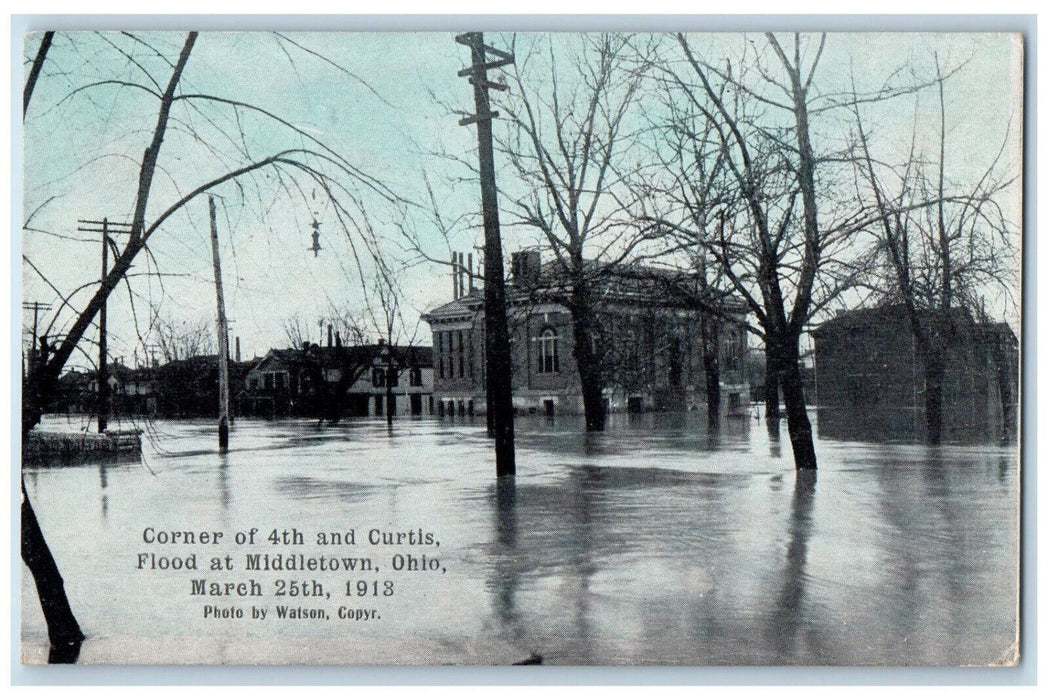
[235,336,241,363]
[452,252,459,300]
[335,331,342,348]
[460,252,467,299]
[327,324,333,348]
[467,253,474,293]
[511,250,541,284]
[456,252,465,299]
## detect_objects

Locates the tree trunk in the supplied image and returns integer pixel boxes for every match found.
[702,317,721,427]
[571,286,606,432]
[774,336,817,470]
[764,348,781,420]
[22,353,85,662]
[21,482,84,662]
[996,354,1014,444]
[924,354,945,445]
[386,362,395,427]
[23,31,54,118]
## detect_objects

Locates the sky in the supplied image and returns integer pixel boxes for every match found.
[19,30,1022,372]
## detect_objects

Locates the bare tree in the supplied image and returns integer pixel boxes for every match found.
[497,33,653,431]
[154,316,215,362]
[283,314,318,349]
[323,305,369,347]
[21,31,403,659]
[628,75,745,426]
[653,32,883,470]
[852,55,1018,443]
[363,247,422,427]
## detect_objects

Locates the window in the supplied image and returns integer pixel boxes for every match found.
[447,331,455,379]
[668,334,683,386]
[724,330,741,372]
[372,368,385,387]
[538,327,559,374]
[467,330,474,378]
[438,331,446,379]
[410,366,423,387]
[457,330,465,378]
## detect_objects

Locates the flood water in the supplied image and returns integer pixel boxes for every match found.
[20,411,1019,666]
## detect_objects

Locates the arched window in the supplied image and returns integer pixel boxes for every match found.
[538,327,559,374]
[724,329,741,372]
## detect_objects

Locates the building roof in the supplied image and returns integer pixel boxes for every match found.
[813,304,975,336]
[976,321,1019,347]
[422,254,747,324]
[422,290,483,322]
[249,343,433,374]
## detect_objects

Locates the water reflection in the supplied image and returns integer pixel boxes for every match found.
[817,407,1008,445]
[769,470,817,662]
[21,413,1019,665]
[217,452,230,517]
[767,420,782,459]
[566,467,598,660]
[97,462,109,520]
[490,478,522,638]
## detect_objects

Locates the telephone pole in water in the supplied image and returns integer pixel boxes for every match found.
[208,196,231,452]
[456,32,515,477]
[78,218,132,433]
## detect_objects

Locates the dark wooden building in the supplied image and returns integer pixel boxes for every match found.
[812,306,1018,441]
[240,342,433,419]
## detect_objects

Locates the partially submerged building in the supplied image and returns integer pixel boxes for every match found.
[422,250,749,418]
[43,339,434,421]
[240,340,434,419]
[813,305,1018,441]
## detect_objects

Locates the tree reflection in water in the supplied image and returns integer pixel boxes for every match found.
[770,469,818,662]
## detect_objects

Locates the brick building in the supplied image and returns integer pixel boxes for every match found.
[421,251,749,418]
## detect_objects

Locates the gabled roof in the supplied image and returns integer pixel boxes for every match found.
[249,343,433,375]
[421,290,483,321]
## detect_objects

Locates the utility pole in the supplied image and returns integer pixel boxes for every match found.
[79,218,132,433]
[98,220,109,433]
[209,196,231,452]
[22,301,53,410]
[22,301,53,367]
[457,32,516,477]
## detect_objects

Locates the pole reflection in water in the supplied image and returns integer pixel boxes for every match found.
[567,467,598,660]
[490,477,523,638]
[767,419,782,459]
[98,461,108,520]
[217,451,230,517]
[705,424,721,452]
